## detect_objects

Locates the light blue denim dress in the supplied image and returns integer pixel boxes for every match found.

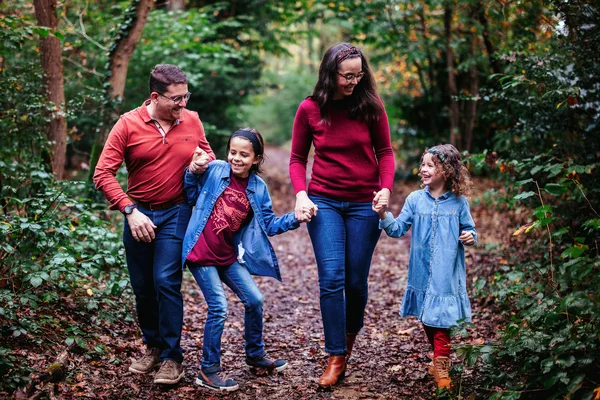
[379,187,477,328]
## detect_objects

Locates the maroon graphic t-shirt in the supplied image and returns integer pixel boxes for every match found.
[187,173,252,267]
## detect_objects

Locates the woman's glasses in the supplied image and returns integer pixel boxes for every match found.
[159,92,192,104]
[337,72,365,83]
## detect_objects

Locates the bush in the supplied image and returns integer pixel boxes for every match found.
[0,20,131,392]
[456,2,600,399]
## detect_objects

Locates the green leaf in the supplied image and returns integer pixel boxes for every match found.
[75,337,87,349]
[32,27,51,38]
[561,245,587,259]
[30,276,43,288]
[544,183,567,196]
[65,337,75,346]
[515,178,534,186]
[514,191,536,200]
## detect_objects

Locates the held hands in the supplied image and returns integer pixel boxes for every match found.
[189,146,210,175]
[372,188,390,219]
[459,231,475,246]
[126,209,157,243]
[294,191,318,223]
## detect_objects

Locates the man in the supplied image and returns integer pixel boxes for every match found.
[94,64,215,384]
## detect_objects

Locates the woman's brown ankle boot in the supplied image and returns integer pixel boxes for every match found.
[345,333,358,362]
[317,355,346,388]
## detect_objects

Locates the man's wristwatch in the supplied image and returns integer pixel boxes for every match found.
[123,204,137,216]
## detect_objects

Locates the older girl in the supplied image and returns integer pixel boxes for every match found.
[183,128,308,391]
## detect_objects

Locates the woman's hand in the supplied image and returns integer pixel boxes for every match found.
[372,188,391,218]
[295,191,318,223]
[372,191,388,219]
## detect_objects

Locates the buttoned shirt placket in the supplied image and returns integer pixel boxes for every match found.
[152,120,179,144]
[420,196,439,321]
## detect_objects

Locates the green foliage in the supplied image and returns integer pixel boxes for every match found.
[124,2,300,155]
[310,0,556,155]
[240,69,316,144]
[0,12,131,392]
[455,2,600,398]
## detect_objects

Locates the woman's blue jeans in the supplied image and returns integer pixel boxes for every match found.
[307,195,381,355]
[189,262,265,373]
[123,203,191,364]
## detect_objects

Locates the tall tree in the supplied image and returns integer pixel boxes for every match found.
[167,0,185,11]
[444,2,460,147]
[33,0,66,179]
[88,0,153,182]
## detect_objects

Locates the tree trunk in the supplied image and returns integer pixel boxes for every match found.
[167,0,185,11]
[475,2,500,74]
[416,9,439,136]
[88,0,153,183]
[33,0,66,180]
[463,33,479,152]
[307,19,315,74]
[444,3,460,147]
[107,0,153,101]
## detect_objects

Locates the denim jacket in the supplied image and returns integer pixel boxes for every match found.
[379,187,477,328]
[181,160,300,281]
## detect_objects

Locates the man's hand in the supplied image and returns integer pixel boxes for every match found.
[126,209,157,242]
[189,146,210,175]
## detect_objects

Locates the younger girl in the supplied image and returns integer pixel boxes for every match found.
[182,128,310,392]
[372,144,477,389]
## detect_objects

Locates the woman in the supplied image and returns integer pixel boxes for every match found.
[289,42,395,387]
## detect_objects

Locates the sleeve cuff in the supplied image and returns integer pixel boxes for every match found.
[378,212,395,229]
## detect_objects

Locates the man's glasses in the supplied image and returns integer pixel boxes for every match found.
[337,72,365,83]
[158,92,192,104]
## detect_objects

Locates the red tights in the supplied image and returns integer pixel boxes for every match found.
[423,325,451,358]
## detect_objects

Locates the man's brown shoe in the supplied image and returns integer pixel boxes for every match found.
[128,347,161,374]
[317,355,346,388]
[154,360,184,385]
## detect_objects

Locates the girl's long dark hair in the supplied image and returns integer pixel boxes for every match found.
[311,43,383,125]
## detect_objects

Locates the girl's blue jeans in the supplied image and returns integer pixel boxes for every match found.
[189,261,266,373]
[123,203,191,364]
[307,195,381,355]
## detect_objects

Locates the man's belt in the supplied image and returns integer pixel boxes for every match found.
[134,200,182,210]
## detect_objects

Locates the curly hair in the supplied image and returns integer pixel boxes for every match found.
[421,144,473,197]
[311,42,383,125]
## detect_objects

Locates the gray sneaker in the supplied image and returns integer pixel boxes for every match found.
[154,359,184,385]
[128,347,161,374]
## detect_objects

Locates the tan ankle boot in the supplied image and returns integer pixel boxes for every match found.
[431,356,452,389]
[317,355,346,388]
[345,333,358,362]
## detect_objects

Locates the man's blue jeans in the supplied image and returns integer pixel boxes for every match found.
[123,203,191,364]
[189,261,265,373]
[307,195,381,355]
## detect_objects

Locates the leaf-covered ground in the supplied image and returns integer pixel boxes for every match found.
[7,145,510,400]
